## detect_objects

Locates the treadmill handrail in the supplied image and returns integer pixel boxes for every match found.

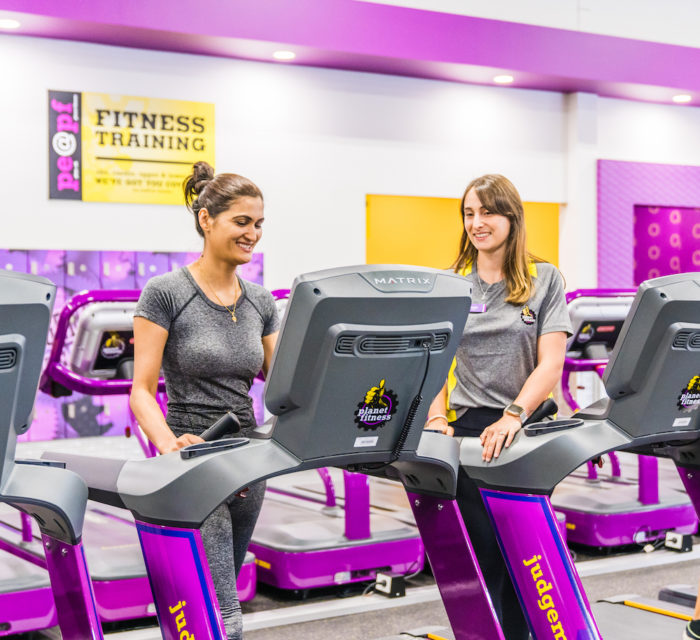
[45,428,461,527]
[565,288,636,304]
[563,356,610,372]
[460,419,632,493]
[43,361,165,396]
[40,452,128,510]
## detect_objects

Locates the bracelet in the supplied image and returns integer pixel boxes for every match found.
[426,414,449,427]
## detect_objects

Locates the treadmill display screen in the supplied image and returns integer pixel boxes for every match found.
[570,320,625,352]
[94,330,134,372]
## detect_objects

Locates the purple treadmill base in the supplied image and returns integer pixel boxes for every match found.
[91,561,255,619]
[559,504,697,547]
[93,576,155,622]
[237,558,257,602]
[0,586,56,636]
[249,537,424,590]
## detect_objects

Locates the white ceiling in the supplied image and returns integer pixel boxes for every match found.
[356,0,700,49]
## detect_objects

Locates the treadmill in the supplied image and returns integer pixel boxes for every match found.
[37,264,479,640]
[0,270,93,637]
[250,469,424,590]
[249,289,425,592]
[382,272,700,640]
[42,289,257,604]
[18,268,700,640]
[0,288,256,631]
[552,289,697,547]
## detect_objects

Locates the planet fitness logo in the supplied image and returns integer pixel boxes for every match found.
[100,333,126,359]
[678,376,700,413]
[354,379,398,431]
[521,306,537,326]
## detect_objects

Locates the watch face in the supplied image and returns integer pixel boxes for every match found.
[505,404,526,422]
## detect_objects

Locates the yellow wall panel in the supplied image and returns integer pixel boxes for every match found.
[366,195,559,268]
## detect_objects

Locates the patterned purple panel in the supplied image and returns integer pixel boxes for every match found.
[100,251,137,289]
[23,393,63,441]
[135,252,171,288]
[250,381,265,424]
[61,395,126,439]
[64,251,101,295]
[634,205,700,285]
[11,249,265,442]
[0,249,28,273]
[238,253,264,284]
[598,160,700,288]
[26,250,67,310]
[168,251,201,272]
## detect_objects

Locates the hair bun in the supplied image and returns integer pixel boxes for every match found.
[191,161,215,195]
[183,161,215,208]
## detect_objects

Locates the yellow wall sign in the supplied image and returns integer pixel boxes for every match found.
[48,90,215,204]
[366,194,559,268]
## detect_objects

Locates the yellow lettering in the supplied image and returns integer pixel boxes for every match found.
[551,621,566,640]
[523,554,542,566]
[536,579,553,596]
[175,610,186,632]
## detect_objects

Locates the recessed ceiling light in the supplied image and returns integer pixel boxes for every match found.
[0,19,21,29]
[493,75,514,84]
[273,50,296,61]
[672,94,692,103]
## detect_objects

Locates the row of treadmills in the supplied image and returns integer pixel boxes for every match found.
[0,278,699,638]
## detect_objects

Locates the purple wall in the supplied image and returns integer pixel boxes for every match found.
[598,160,700,288]
[0,249,265,442]
[634,205,700,284]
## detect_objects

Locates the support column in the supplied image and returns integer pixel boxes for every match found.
[560,92,599,290]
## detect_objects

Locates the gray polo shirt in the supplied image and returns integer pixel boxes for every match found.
[134,267,280,432]
[449,262,572,418]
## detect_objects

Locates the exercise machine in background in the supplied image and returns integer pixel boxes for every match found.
[551,288,697,548]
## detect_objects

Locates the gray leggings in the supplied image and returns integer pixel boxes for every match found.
[200,481,265,640]
[171,424,265,640]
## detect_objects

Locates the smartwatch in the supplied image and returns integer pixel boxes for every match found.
[504,403,528,424]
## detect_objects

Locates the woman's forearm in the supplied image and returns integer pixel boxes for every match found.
[424,382,452,435]
[129,387,177,452]
[512,360,562,417]
[427,383,448,419]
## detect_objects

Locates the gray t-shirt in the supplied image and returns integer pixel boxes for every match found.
[134,267,280,432]
[449,262,572,418]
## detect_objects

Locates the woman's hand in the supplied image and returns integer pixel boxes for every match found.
[424,415,454,437]
[158,433,205,454]
[479,414,521,462]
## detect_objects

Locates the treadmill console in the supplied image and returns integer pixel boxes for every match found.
[566,294,634,359]
[68,302,137,378]
[603,273,700,438]
[265,265,472,462]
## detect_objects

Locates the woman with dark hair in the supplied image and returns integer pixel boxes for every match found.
[130,161,279,640]
[425,174,571,640]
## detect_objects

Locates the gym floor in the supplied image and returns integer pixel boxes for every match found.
[14,438,700,640]
[241,548,700,640]
[37,543,694,640]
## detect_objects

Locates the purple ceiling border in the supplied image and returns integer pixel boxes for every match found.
[3,0,700,101]
[597,159,700,288]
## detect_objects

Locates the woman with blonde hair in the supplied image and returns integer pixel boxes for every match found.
[425,174,571,640]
